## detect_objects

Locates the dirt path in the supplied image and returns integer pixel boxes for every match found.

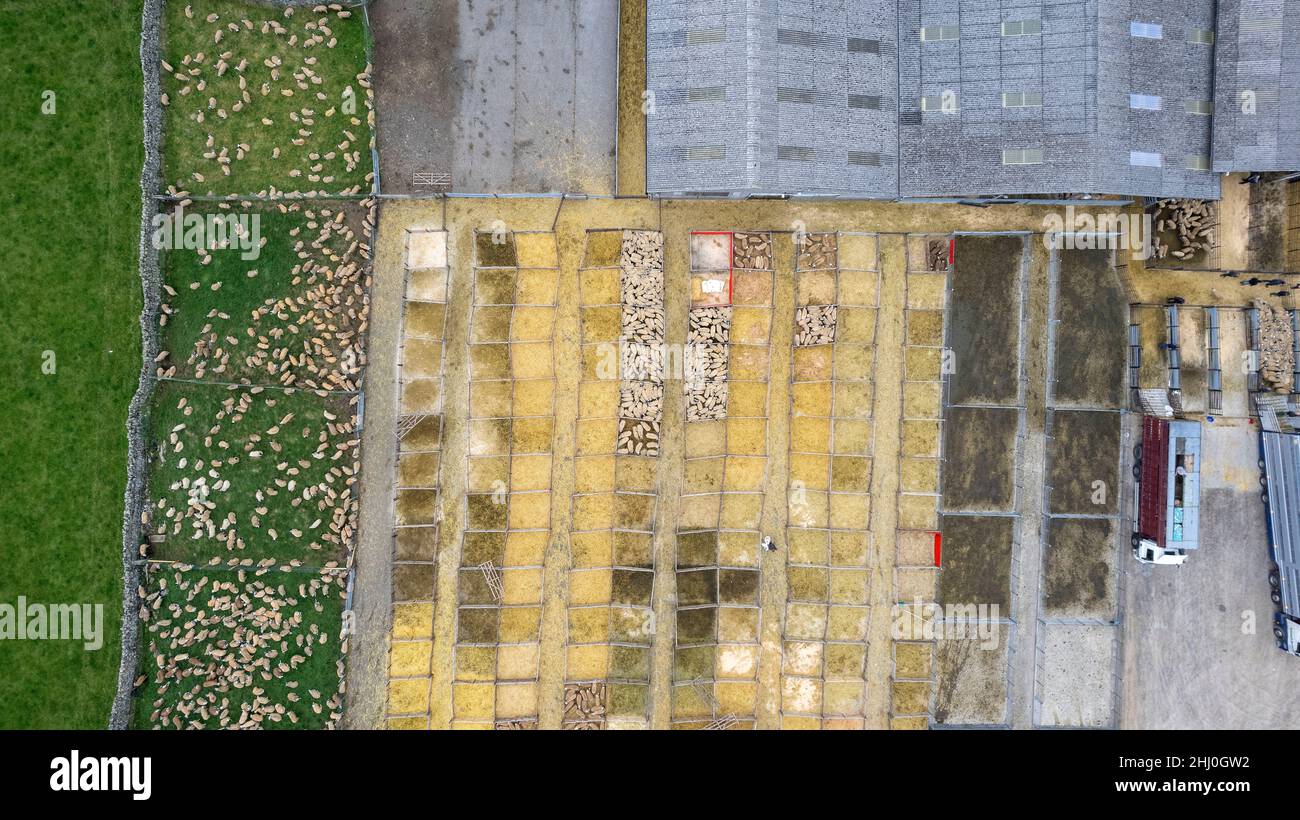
[535,216,584,729]
[868,235,907,728]
[616,0,647,197]
[346,202,444,728]
[754,233,795,728]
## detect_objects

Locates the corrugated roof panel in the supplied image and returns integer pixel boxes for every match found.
[647,0,1277,197]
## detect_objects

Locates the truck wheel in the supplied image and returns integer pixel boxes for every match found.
[1133,462,1142,479]
[1271,590,1282,604]
[1134,444,1143,461]
[1260,459,1268,471]
[1275,625,1286,640]
[1131,533,1141,549]
[1262,475,1269,486]
[1270,571,1281,588]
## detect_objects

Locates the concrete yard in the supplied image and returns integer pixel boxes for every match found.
[1039,623,1116,728]
[371,0,618,196]
[1112,246,1300,730]
[1121,421,1300,729]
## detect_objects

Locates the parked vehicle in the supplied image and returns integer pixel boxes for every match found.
[1257,431,1300,655]
[1131,416,1201,565]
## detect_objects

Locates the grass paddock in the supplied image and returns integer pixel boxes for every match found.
[0,0,143,728]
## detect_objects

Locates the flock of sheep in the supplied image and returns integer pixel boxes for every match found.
[155,200,376,392]
[140,3,377,728]
[161,3,375,196]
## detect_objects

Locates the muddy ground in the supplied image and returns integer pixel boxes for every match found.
[1043,517,1117,620]
[938,515,1014,610]
[940,406,1018,512]
[1048,410,1122,516]
[947,234,1024,406]
[1053,248,1127,408]
[1246,178,1291,272]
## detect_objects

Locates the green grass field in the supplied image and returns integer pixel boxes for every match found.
[156,201,370,388]
[145,380,360,564]
[161,0,373,196]
[0,1,143,728]
[133,564,347,729]
[133,1,376,731]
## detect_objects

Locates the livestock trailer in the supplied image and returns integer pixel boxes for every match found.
[1132,416,1201,565]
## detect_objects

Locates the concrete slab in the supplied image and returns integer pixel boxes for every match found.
[1008,236,1051,729]
[1038,623,1115,728]
[372,0,617,195]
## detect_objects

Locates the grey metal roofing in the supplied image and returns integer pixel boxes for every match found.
[645,0,1278,199]
[645,0,899,197]
[1212,0,1300,173]
[1093,2,1219,199]
[898,0,1111,198]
